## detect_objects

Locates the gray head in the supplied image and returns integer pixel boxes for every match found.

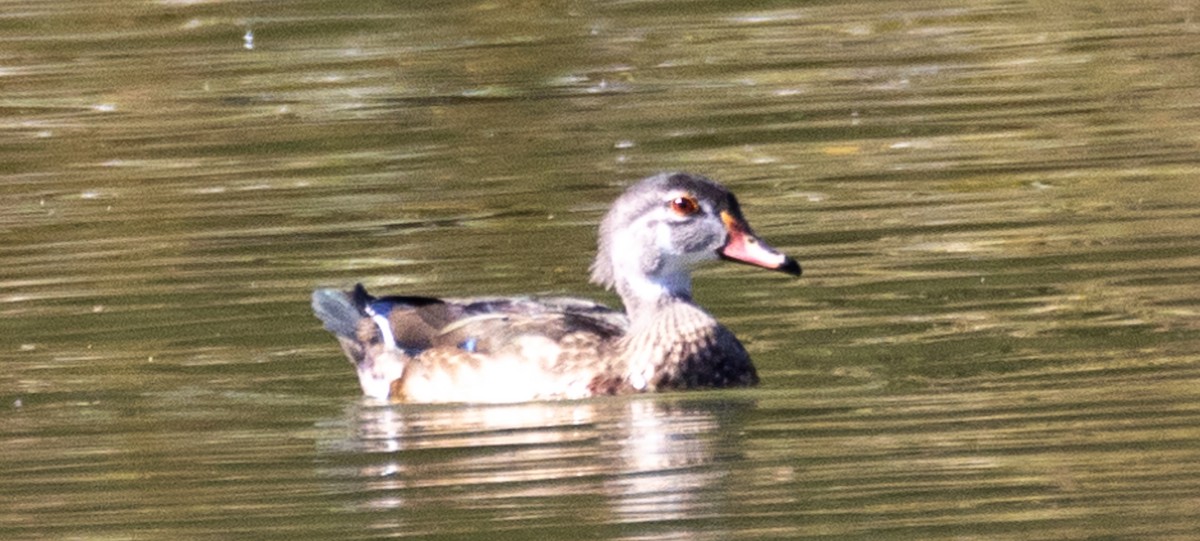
[589,172,800,311]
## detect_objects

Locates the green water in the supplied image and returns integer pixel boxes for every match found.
[3,1,1200,539]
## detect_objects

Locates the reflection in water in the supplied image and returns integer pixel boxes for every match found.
[608,399,722,526]
[318,398,742,535]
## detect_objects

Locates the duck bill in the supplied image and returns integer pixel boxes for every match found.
[718,211,802,276]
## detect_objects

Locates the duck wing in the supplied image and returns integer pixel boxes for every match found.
[315,284,628,352]
[312,284,630,400]
[429,295,627,354]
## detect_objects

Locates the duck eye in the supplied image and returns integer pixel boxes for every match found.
[669,196,700,216]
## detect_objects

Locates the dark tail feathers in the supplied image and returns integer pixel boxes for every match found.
[311,286,367,339]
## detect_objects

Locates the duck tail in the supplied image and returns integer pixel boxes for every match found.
[311,286,368,340]
[313,284,409,400]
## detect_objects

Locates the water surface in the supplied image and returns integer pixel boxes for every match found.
[3,1,1200,539]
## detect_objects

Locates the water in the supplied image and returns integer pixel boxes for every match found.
[3,1,1200,539]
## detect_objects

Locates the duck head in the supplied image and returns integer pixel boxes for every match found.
[590,172,801,314]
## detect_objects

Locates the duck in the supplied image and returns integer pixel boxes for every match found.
[312,172,801,403]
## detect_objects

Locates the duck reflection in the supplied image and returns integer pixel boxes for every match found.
[317,397,754,533]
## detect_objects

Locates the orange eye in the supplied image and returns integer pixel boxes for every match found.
[669,196,700,216]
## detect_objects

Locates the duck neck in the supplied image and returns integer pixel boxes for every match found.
[615,271,694,328]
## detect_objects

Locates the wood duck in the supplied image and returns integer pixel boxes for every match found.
[312,172,801,403]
